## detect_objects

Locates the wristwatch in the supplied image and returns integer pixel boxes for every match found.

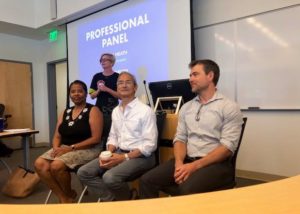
[124,153,130,161]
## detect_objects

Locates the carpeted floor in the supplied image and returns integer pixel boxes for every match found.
[0,146,265,204]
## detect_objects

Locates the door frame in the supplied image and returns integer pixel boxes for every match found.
[47,58,68,145]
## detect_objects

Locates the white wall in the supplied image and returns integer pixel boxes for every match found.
[241,111,300,176]
[0,0,35,27]
[0,0,124,28]
[0,33,47,142]
[193,0,300,28]
[193,0,300,177]
[56,0,111,20]
[35,31,67,143]
[34,0,51,27]
[0,31,67,143]
[35,0,121,27]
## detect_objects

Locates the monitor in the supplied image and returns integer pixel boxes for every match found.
[148,79,195,111]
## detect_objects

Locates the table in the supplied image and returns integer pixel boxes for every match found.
[0,175,300,213]
[0,129,39,169]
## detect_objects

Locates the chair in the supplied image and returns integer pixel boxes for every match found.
[101,114,112,151]
[80,111,167,202]
[45,114,113,203]
[0,103,12,129]
[127,111,166,199]
[0,103,13,174]
[165,117,248,196]
[76,114,112,203]
[155,111,167,165]
[44,166,86,204]
[0,104,4,118]
[215,117,248,190]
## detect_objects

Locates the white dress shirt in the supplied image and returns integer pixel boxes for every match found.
[107,98,158,157]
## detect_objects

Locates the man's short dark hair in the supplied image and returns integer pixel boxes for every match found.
[189,59,220,86]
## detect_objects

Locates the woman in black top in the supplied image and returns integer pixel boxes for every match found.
[35,80,103,203]
[89,53,119,114]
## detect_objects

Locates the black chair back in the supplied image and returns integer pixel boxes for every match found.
[155,111,166,165]
[123,111,166,182]
[101,114,112,150]
[0,103,11,129]
[217,117,247,190]
[0,104,5,118]
[231,117,247,177]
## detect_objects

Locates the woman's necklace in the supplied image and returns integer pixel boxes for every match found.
[66,104,88,126]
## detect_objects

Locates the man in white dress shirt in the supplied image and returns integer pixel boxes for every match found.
[78,71,158,201]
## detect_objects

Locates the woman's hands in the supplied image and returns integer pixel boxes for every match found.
[51,146,72,158]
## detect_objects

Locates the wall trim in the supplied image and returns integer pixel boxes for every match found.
[236,169,287,182]
[33,142,49,148]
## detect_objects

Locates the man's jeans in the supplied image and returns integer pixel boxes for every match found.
[78,154,155,201]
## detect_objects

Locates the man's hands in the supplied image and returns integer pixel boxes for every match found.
[99,153,125,169]
[174,162,197,184]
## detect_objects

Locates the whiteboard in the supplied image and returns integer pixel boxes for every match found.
[194,5,300,110]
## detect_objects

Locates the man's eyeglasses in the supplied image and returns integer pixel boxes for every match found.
[195,104,203,121]
[117,80,134,86]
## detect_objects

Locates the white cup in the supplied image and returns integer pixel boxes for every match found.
[99,151,112,161]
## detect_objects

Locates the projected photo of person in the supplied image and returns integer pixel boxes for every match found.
[74,0,171,98]
[89,53,119,115]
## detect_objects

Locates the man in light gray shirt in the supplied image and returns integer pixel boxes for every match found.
[140,59,243,198]
[78,71,157,201]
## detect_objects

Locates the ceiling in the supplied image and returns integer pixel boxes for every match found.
[0,20,66,41]
[0,0,126,41]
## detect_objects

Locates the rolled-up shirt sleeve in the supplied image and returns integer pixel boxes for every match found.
[220,102,243,154]
[138,109,158,157]
[173,105,188,144]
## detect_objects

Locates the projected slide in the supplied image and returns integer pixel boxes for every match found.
[77,0,167,91]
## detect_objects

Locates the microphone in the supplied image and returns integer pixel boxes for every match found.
[143,80,152,107]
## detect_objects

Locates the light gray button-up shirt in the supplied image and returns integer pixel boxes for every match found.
[173,92,243,158]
